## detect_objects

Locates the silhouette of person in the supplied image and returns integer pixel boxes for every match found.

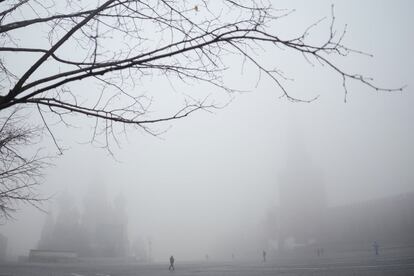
[373,241,379,256]
[262,250,266,263]
[169,255,175,271]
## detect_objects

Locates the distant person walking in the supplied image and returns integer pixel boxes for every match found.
[169,255,175,271]
[262,250,267,263]
[373,241,379,256]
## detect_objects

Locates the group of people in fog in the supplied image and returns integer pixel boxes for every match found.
[168,242,381,271]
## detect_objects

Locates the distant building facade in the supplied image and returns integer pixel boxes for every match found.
[272,160,414,256]
[269,125,414,256]
[37,185,129,258]
[320,192,414,255]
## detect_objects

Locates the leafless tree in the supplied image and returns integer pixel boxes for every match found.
[0,1,403,216]
[0,1,403,142]
[0,108,49,220]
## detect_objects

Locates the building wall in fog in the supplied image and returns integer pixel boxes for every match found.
[0,233,7,261]
[37,187,129,258]
[272,124,414,252]
[322,192,414,248]
[269,191,414,253]
[272,128,414,251]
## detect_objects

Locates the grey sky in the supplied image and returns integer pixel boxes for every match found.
[1,0,413,261]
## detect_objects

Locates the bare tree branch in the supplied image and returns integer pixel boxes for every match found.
[0,1,403,218]
[0,108,50,221]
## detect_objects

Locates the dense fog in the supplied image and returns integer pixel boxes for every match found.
[1,0,413,265]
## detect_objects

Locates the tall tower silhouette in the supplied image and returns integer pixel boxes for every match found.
[277,120,326,250]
